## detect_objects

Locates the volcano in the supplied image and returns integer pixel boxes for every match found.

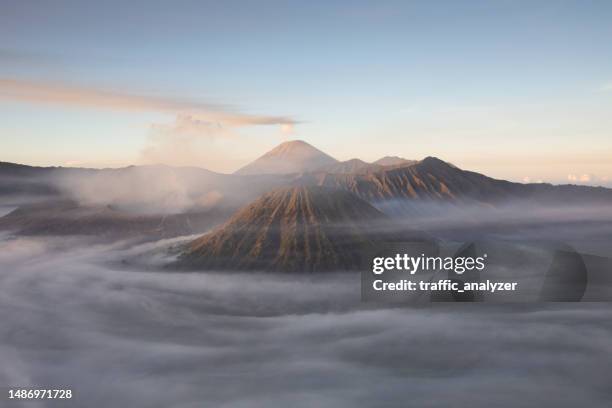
[234,140,338,175]
[176,186,420,272]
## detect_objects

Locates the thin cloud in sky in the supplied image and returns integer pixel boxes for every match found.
[0,78,298,128]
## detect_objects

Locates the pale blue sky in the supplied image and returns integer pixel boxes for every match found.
[1,0,612,184]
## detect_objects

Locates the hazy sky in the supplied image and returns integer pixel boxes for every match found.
[1,0,612,185]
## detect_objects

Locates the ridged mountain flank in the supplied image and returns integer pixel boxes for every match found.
[300,157,522,204]
[234,140,338,175]
[176,186,410,272]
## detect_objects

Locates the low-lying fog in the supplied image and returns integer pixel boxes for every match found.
[2,215,612,407]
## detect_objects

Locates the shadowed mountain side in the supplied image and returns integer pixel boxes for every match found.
[0,200,234,240]
[300,157,526,203]
[175,186,429,272]
[296,157,612,214]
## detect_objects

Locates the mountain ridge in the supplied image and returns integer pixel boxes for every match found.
[315,158,384,174]
[373,156,416,167]
[3,141,612,219]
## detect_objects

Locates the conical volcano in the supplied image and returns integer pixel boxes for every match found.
[234,140,338,175]
[176,186,410,272]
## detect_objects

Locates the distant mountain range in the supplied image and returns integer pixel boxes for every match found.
[233,140,417,176]
[316,158,383,174]
[2,140,612,248]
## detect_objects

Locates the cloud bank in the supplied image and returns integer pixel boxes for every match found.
[2,212,612,407]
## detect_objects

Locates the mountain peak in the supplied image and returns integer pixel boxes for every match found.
[344,158,368,165]
[275,139,311,148]
[262,140,325,158]
[176,186,394,272]
[420,156,447,166]
[234,140,338,175]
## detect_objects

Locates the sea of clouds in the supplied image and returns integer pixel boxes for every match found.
[1,229,612,407]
